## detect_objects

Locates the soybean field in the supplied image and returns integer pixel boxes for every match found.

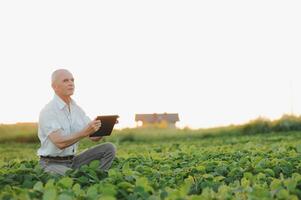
[1,129,301,200]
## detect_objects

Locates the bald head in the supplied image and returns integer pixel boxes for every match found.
[51,69,72,84]
[51,69,75,97]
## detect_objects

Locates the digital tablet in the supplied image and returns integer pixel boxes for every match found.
[89,115,119,137]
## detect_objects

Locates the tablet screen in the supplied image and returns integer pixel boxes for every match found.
[89,115,119,137]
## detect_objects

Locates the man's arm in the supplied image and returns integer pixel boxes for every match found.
[49,119,101,150]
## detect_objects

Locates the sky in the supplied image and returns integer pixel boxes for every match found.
[0,1,300,129]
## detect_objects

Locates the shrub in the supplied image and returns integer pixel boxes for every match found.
[242,117,272,134]
[272,114,301,132]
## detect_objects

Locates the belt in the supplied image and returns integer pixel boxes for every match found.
[40,155,74,160]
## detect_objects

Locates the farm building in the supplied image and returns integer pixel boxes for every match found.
[135,113,180,128]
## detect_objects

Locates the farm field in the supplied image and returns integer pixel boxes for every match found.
[0,130,301,200]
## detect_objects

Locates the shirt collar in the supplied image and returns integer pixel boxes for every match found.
[53,94,76,110]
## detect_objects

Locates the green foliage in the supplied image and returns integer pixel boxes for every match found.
[1,131,301,199]
[242,114,301,135]
[242,117,272,134]
[0,123,38,143]
[272,115,301,132]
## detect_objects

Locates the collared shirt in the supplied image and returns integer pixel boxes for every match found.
[37,94,91,157]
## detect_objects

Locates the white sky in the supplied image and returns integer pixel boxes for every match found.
[0,1,300,128]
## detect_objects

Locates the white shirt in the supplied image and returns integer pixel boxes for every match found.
[37,94,91,156]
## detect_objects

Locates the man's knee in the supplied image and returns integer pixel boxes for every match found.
[99,143,116,156]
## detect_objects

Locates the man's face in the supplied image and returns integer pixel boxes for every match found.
[52,71,75,97]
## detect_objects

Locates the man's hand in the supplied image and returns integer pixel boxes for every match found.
[82,119,102,137]
[89,136,103,142]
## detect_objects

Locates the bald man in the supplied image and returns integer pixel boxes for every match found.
[37,69,116,175]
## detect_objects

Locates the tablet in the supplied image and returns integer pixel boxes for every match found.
[89,115,119,137]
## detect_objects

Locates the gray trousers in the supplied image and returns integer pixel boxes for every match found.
[39,143,116,175]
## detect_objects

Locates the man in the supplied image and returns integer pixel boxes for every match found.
[37,69,116,175]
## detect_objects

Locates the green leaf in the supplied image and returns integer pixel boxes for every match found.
[45,179,55,189]
[284,179,297,192]
[22,179,34,188]
[196,165,206,173]
[179,176,194,196]
[77,176,89,184]
[99,183,117,197]
[241,177,250,187]
[264,168,275,177]
[43,188,57,200]
[33,181,43,191]
[87,185,98,199]
[58,194,73,200]
[108,169,122,179]
[292,173,301,182]
[89,160,100,170]
[243,172,253,180]
[122,162,133,176]
[58,177,73,188]
[217,185,231,199]
[72,183,82,196]
[117,181,134,192]
[203,174,214,180]
[135,177,153,193]
[270,179,283,190]
[214,176,225,182]
[276,188,290,199]
[251,186,270,198]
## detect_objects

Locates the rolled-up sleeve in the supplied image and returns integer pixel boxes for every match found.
[39,111,62,137]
